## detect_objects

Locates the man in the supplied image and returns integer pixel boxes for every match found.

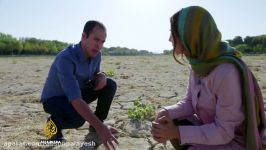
[41,20,119,149]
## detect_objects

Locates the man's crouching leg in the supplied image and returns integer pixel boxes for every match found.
[42,96,86,142]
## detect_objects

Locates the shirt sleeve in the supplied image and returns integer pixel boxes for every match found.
[94,53,101,75]
[56,56,81,101]
[164,72,194,119]
[179,64,245,145]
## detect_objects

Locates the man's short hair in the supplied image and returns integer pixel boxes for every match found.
[83,20,106,38]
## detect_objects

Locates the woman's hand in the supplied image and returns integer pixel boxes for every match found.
[151,116,180,143]
[155,108,170,122]
[151,109,170,143]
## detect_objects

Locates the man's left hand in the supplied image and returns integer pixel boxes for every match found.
[93,72,107,91]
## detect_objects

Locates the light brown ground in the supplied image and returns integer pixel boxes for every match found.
[0,55,266,150]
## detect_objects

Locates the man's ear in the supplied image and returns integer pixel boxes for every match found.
[82,32,87,39]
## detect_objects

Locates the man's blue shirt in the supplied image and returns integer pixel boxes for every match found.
[41,43,101,102]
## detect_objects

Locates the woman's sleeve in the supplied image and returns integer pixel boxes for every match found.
[179,64,245,145]
[164,72,194,119]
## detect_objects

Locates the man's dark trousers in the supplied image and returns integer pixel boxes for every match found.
[42,78,117,130]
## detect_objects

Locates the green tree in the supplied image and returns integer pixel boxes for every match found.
[235,44,251,53]
[244,36,253,46]
[163,49,172,55]
[230,36,243,46]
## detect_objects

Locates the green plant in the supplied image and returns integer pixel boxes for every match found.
[106,69,115,77]
[115,62,121,65]
[12,59,17,64]
[128,96,155,121]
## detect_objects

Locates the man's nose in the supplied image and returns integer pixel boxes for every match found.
[96,42,103,49]
[169,35,173,42]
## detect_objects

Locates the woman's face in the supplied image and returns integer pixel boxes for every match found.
[169,34,183,55]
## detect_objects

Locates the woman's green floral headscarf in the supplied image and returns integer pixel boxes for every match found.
[177,6,241,76]
[174,6,266,149]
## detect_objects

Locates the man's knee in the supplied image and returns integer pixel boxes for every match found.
[64,112,86,129]
[70,117,85,128]
[106,78,117,92]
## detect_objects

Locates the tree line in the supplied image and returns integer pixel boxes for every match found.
[227,35,266,54]
[163,34,266,55]
[0,32,152,56]
[0,33,68,55]
[102,47,153,56]
[0,32,265,55]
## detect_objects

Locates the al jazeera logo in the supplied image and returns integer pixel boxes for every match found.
[44,118,57,138]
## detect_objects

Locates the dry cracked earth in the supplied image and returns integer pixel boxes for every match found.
[1,55,266,150]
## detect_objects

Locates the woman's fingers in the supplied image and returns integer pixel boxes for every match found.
[151,121,167,137]
[152,135,167,143]
[152,121,163,129]
[151,127,160,137]
[157,116,171,124]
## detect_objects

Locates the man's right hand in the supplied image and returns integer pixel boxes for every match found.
[71,99,119,149]
[108,125,119,139]
[96,124,119,150]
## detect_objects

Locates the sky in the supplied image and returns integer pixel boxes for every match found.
[0,0,265,53]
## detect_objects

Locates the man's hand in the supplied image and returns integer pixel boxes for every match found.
[93,72,107,90]
[96,124,119,150]
[108,125,119,139]
[71,99,118,149]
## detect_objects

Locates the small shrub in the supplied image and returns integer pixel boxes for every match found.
[115,62,121,65]
[12,59,17,64]
[129,85,134,89]
[106,70,115,77]
[128,96,155,121]
[254,67,260,72]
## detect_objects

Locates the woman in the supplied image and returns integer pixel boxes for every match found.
[150,6,266,150]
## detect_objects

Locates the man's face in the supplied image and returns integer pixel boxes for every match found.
[81,26,106,58]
